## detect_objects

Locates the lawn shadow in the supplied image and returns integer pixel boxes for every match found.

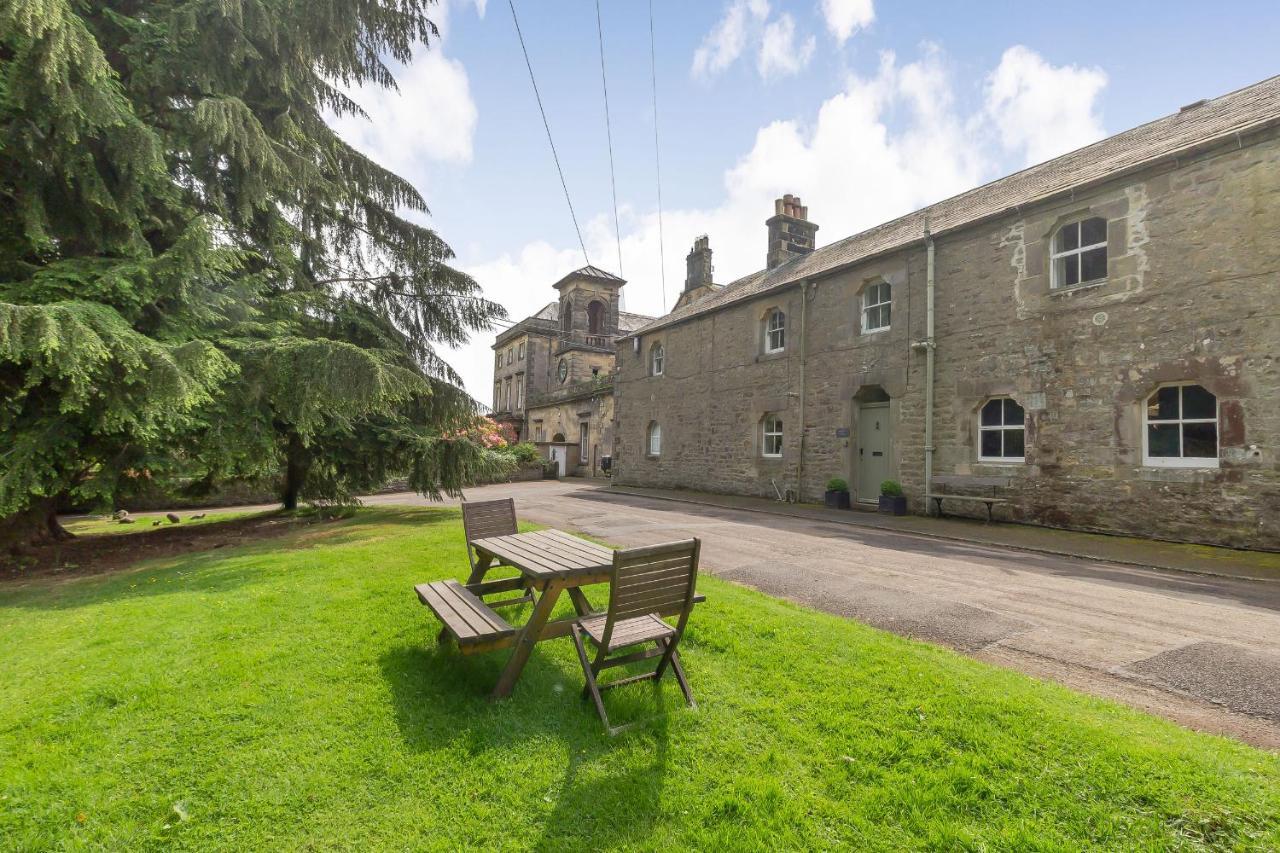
[0,506,466,612]
[530,706,671,852]
[379,638,676,849]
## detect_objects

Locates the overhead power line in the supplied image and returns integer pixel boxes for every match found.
[648,0,668,312]
[595,0,623,278]
[507,0,590,267]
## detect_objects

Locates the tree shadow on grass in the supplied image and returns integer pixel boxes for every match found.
[380,641,676,848]
[0,507,466,613]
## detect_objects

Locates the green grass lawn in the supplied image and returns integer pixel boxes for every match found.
[2,507,1278,850]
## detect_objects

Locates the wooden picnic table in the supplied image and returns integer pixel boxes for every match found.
[417,527,706,700]
[466,529,616,699]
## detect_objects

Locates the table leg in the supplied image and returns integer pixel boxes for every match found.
[566,587,594,617]
[491,580,563,700]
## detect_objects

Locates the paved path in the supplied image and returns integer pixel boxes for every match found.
[382,481,1280,747]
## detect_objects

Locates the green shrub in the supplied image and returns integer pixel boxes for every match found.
[880,479,903,497]
[825,477,849,492]
[511,442,541,464]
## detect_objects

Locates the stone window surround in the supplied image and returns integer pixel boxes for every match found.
[518,341,526,361]
[859,278,892,334]
[1021,195,1133,304]
[646,421,662,457]
[762,306,786,354]
[977,396,1027,464]
[1141,382,1220,469]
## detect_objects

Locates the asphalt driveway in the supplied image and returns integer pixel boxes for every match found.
[375,480,1280,747]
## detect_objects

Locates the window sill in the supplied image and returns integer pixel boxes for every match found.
[976,458,1025,466]
[1049,278,1107,297]
[861,326,890,336]
[1142,458,1220,470]
[755,350,787,363]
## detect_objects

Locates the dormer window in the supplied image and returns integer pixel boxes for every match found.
[650,342,664,376]
[764,309,785,353]
[1051,216,1107,289]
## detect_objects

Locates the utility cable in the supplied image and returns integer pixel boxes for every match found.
[648,0,668,311]
[508,0,591,267]
[595,0,623,278]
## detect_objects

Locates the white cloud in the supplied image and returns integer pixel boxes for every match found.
[445,46,1108,399]
[692,0,770,79]
[758,14,816,79]
[820,0,874,44]
[984,45,1107,166]
[327,0,480,179]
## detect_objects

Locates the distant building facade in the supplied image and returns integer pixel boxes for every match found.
[613,77,1280,549]
[491,266,651,476]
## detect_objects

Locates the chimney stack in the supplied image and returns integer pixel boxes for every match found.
[684,235,713,293]
[766,194,818,269]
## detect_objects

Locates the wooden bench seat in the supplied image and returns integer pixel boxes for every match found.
[416,580,517,655]
[926,493,1009,523]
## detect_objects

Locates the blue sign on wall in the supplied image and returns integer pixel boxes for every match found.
[835,427,850,438]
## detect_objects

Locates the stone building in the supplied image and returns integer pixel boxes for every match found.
[491,265,651,475]
[613,76,1280,550]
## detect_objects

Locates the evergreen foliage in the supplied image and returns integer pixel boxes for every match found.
[0,0,506,546]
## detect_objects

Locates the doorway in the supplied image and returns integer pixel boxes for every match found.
[856,399,890,504]
[548,445,568,476]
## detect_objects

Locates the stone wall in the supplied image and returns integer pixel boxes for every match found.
[527,381,615,477]
[614,131,1280,549]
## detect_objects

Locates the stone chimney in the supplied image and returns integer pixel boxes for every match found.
[765,194,818,269]
[684,235,713,293]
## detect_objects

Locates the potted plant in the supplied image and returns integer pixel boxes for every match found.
[878,480,907,515]
[824,477,851,510]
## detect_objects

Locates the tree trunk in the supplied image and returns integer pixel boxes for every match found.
[281,432,309,511]
[0,496,75,556]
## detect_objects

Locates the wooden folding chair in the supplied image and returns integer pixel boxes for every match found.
[460,498,534,609]
[571,539,700,735]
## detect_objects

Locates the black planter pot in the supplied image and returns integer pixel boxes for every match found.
[824,490,852,510]
[878,494,907,515]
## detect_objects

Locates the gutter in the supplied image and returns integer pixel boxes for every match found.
[922,231,936,505]
[910,226,937,508]
[796,279,811,498]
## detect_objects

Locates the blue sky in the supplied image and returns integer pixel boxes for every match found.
[329,0,1280,397]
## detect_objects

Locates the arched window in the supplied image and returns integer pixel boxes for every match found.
[560,300,572,331]
[1051,216,1107,289]
[764,309,785,353]
[646,422,662,456]
[761,413,783,458]
[650,342,664,376]
[1144,384,1218,467]
[587,300,605,335]
[862,281,891,332]
[979,398,1025,462]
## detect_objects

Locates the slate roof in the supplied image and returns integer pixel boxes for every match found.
[617,311,654,332]
[625,74,1280,338]
[552,264,626,289]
